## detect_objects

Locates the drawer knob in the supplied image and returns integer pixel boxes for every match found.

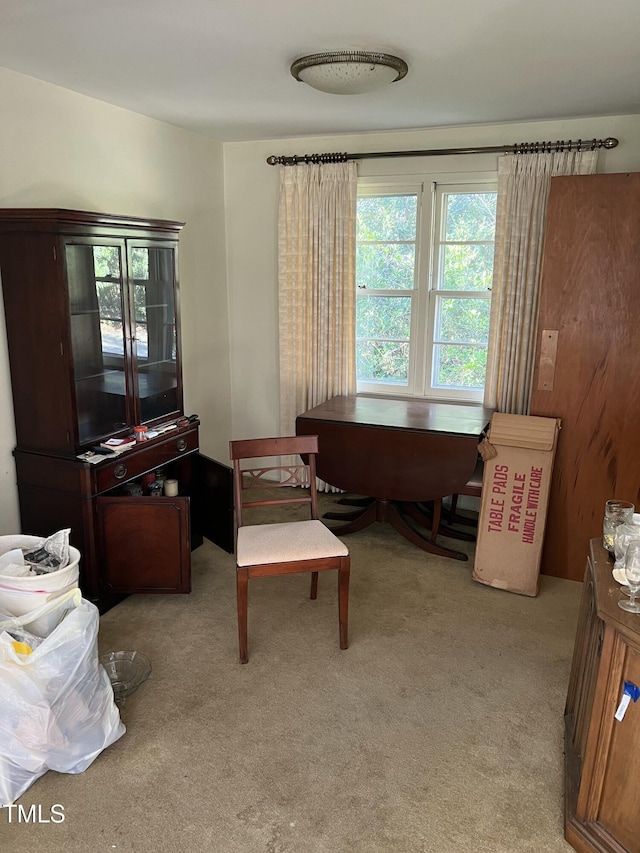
[177,439,187,452]
[114,463,128,480]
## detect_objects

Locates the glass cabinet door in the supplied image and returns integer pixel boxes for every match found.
[66,242,130,444]
[65,239,180,446]
[129,245,180,423]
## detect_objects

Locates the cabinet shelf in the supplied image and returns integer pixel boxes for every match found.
[76,371,176,399]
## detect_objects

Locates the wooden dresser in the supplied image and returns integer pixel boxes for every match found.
[565,539,640,853]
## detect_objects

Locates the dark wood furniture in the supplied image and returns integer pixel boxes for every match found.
[447,457,484,526]
[295,395,493,559]
[565,539,640,853]
[229,435,350,664]
[530,174,640,582]
[0,209,232,608]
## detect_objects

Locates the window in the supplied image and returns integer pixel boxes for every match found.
[356,177,497,401]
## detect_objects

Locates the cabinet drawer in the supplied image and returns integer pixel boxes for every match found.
[93,429,198,493]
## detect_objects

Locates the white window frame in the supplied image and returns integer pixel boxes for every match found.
[356,171,497,403]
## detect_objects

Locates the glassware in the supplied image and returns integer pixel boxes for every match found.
[618,540,640,613]
[99,650,151,707]
[613,515,640,570]
[603,499,635,551]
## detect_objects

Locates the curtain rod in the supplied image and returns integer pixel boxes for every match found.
[266,136,618,166]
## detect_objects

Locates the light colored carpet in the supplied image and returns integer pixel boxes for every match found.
[0,496,580,852]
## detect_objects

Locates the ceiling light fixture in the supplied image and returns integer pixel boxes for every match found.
[290,50,408,95]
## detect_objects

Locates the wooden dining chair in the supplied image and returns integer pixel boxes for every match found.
[229,434,350,664]
[447,456,484,527]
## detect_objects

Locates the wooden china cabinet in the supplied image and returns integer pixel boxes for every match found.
[0,209,232,610]
[564,540,640,853]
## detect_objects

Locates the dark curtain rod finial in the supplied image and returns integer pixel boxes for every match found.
[267,136,619,166]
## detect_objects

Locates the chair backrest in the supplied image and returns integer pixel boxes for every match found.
[459,457,484,497]
[229,435,320,528]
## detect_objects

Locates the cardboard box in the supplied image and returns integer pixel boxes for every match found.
[472,413,561,597]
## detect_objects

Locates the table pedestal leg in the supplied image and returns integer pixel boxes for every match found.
[323,497,468,561]
[336,497,373,508]
[322,499,379,533]
[394,501,468,561]
[324,497,374,521]
[410,502,477,543]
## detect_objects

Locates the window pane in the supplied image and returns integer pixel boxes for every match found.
[357,341,410,384]
[356,244,415,290]
[357,294,411,383]
[441,244,494,291]
[357,195,417,241]
[436,298,491,343]
[444,192,497,241]
[356,295,411,340]
[93,245,121,279]
[433,344,487,389]
[130,246,149,279]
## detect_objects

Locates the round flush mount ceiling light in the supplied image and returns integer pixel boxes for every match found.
[290,51,408,95]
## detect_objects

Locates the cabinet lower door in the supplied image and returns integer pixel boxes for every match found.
[582,640,640,853]
[96,496,191,593]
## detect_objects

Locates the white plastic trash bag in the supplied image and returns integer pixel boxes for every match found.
[0,589,126,806]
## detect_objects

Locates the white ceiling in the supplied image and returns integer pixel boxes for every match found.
[1,0,639,143]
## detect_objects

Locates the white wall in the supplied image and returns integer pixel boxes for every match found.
[0,67,232,534]
[223,115,640,442]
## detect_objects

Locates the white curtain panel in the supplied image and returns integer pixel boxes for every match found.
[278,161,357,442]
[484,149,598,414]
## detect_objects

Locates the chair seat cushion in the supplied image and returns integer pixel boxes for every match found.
[236,519,348,567]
